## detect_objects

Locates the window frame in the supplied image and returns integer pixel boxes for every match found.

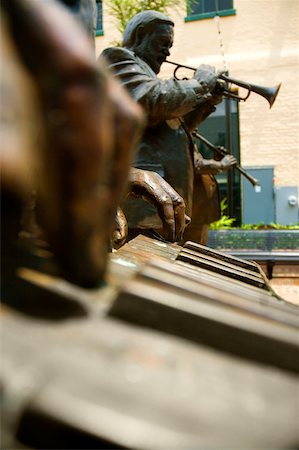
[95,0,103,36]
[185,0,236,22]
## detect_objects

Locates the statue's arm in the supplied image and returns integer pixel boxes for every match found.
[100,48,209,126]
[194,152,237,176]
[183,92,223,131]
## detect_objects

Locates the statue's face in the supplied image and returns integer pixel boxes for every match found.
[136,23,174,74]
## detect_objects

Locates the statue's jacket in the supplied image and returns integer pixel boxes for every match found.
[101,47,202,229]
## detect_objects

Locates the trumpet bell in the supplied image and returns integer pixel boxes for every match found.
[220,73,282,108]
[251,82,282,108]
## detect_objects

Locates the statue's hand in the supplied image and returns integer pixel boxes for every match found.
[194,64,219,92]
[129,168,191,242]
[111,207,128,250]
[207,81,224,105]
[219,154,237,170]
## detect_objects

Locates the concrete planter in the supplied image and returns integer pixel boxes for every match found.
[208,229,299,251]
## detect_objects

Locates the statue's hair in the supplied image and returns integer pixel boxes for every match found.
[122,10,174,48]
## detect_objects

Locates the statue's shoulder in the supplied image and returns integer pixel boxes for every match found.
[100,47,135,64]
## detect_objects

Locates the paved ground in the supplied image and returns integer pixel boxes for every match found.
[270,277,299,306]
[223,254,299,306]
[267,263,299,305]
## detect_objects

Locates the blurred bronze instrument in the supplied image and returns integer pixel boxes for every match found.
[166,60,281,108]
[192,131,260,187]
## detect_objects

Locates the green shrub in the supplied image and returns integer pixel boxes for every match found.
[210,198,235,229]
[209,198,299,230]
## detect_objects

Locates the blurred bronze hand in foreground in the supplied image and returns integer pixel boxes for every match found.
[1,0,144,287]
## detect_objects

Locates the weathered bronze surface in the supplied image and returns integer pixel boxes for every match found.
[2,310,298,450]
[176,248,267,288]
[110,236,299,374]
[100,10,223,242]
[2,235,299,448]
[184,240,261,271]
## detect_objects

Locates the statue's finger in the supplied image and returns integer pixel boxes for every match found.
[173,199,187,241]
[157,195,176,242]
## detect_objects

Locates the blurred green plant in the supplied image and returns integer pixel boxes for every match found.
[239,222,265,230]
[209,198,235,229]
[239,222,299,230]
[209,198,299,230]
[106,0,190,43]
[268,222,299,230]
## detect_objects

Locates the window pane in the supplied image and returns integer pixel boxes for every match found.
[190,0,202,15]
[203,0,217,13]
[196,99,241,224]
[219,0,233,10]
[190,0,233,15]
[96,0,102,32]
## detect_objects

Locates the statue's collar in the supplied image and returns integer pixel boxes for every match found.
[129,50,157,78]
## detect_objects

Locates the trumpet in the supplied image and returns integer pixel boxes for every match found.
[165,60,281,108]
[192,130,260,187]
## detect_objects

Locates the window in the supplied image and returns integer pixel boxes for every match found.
[96,0,103,36]
[195,99,241,224]
[186,0,236,22]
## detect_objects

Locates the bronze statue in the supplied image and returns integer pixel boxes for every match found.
[1,0,189,292]
[1,0,143,288]
[183,149,236,245]
[58,1,190,247]
[126,167,190,243]
[101,10,223,243]
[112,168,190,248]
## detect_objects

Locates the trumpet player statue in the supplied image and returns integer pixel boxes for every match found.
[101,10,225,243]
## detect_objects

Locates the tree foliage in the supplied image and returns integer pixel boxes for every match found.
[106,0,187,37]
